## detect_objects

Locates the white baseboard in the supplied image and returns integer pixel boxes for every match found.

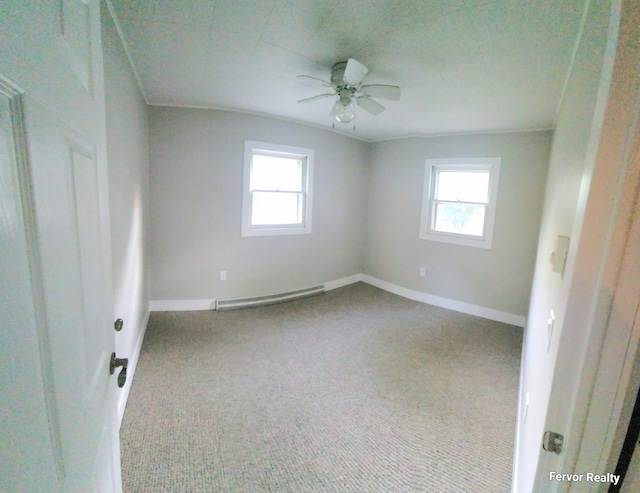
[148,273,525,327]
[360,274,526,327]
[149,298,216,311]
[147,277,360,313]
[324,273,364,291]
[117,308,150,425]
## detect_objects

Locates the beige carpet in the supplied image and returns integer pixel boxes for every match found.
[120,282,521,492]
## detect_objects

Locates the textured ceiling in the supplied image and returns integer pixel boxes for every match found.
[108,0,587,141]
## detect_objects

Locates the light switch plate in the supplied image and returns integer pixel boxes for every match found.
[547,309,555,352]
[551,235,570,275]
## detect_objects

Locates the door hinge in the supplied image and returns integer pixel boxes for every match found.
[543,431,564,454]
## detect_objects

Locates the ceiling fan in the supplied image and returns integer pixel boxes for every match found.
[297,58,401,125]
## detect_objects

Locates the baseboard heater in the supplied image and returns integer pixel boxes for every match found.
[215,285,325,311]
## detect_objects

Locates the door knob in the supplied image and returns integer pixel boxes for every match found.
[117,366,127,388]
[110,352,128,388]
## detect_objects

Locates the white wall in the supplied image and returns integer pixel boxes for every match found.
[149,108,551,322]
[514,0,614,489]
[148,107,368,302]
[102,1,150,420]
[365,131,551,319]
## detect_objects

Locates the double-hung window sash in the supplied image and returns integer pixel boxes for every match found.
[429,166,491,238]
[250,153,307,228]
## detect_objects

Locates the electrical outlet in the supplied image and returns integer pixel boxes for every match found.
[220,270,227,281]
[419,267,426,277]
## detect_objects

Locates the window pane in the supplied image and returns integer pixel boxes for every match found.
[436,170,490,203]
[434,203,485,236]
[250,155,302,191]
[251,191,302,225]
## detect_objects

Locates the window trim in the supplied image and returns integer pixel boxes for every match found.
[241,141,314,237]
[419,157,501,249]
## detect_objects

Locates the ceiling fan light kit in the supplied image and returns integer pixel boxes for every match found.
[297,58,401,127]
[333,99,356,123]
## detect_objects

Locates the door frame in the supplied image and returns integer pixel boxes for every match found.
[575,32,640,479]
[532,0,640,488]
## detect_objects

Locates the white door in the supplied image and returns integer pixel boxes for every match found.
[1,1,121,491]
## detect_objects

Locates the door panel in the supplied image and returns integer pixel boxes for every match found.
[67,131,110,392]
[1,0,121,490]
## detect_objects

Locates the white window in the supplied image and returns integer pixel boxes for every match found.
[420,158,501,249]
[242,141,314,237]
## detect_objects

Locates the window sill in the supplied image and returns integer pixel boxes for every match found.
[241,225,312,237]
[420,230,492,249]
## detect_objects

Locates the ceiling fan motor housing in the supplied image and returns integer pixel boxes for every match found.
[338,88,355,105]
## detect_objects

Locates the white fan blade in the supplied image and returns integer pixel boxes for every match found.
[360,84,401,101]
[297,75,334,87]
[298,93,335,103]
[356,95,385,115]
[344,58,369,85]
